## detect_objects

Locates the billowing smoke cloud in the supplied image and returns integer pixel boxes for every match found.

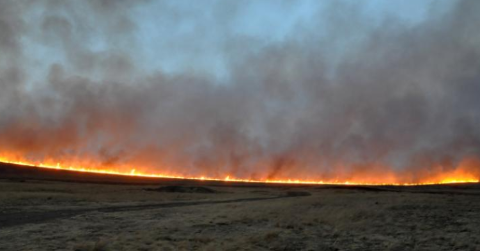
[0,0,479,183]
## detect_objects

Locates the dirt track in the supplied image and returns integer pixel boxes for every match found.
[0,193,309,229]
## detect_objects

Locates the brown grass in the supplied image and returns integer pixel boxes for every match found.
[0,180,479,250]
[72,238,111,251]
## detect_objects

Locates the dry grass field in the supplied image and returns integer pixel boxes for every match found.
[1,166,480,250]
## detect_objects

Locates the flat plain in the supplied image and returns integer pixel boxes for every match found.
[0,164,479,251]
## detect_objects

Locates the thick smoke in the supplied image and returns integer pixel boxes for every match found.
[0,0,479,182]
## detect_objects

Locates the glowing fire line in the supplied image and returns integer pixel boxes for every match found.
[0,158,478,186]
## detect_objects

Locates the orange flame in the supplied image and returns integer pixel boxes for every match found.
[0,155,478,186]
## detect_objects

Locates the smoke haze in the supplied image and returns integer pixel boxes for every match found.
[0,0,479,183]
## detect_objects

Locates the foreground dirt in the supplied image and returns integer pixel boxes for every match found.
[0,180,480,251]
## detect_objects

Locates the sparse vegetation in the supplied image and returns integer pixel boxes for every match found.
[73,238,110,251]
[1,179,480,250]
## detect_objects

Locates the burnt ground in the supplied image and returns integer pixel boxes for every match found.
[1,163,480,251]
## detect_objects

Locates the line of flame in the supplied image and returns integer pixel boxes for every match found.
[0,158,478,186]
